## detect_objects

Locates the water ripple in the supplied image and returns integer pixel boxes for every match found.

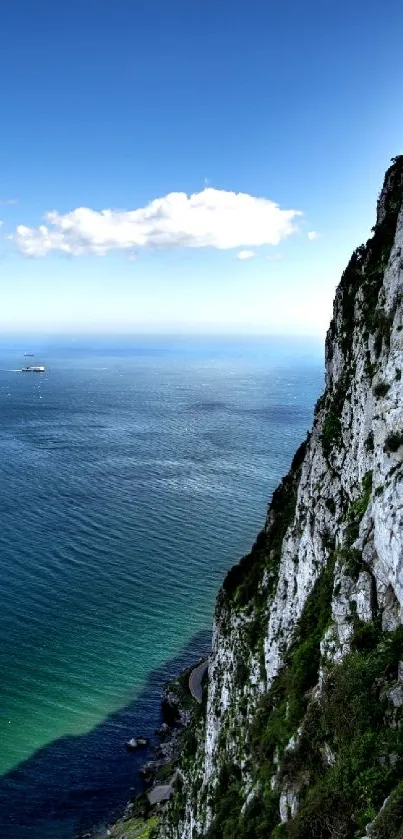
[0,337,323,837]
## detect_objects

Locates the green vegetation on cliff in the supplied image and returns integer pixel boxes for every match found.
[278,623,403,838]
[204,615,403,839]
[108,814,158,839]
[222,437,309,610]
[103,156,403,839]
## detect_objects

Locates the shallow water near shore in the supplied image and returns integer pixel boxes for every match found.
[0,335,323,836]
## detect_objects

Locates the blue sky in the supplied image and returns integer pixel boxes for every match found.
[1,0,403,335]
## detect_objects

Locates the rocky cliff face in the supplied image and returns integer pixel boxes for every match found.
[158,158,403,839]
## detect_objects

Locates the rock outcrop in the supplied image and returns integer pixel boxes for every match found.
[156,157,403,839]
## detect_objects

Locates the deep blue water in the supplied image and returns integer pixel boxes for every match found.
[0,335,323,837]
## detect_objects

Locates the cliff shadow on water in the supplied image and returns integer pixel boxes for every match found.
[0,630,211,839]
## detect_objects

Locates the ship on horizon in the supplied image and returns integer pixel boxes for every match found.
[21,365,46,373]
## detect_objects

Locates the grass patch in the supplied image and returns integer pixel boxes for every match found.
[222,438,308,609]
[370,780,403,839]
[108,815,158,839]
[250,558,335,767]
[280,624,403,838]
[321,372,353,459]
[339,547,365,581]
[345,471,373,545]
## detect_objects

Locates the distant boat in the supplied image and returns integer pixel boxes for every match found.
[24,353,34,357]
[21,365,46,373]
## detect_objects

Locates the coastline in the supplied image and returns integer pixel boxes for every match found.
[0,632,211,839]
[86,659,209,839]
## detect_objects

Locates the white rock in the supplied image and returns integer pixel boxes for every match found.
[160,178,403,839]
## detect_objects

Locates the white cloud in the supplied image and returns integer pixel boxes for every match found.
[266,252,282,262]
[236,249,256,260]
[307,230,320,241]
[0,198,18,206]
[12,188,302,257]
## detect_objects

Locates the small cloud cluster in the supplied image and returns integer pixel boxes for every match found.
[12,188,302,257]
[236,249,256,260]
[307,230,320,241]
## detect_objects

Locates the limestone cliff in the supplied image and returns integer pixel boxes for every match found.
[157,157,403,839]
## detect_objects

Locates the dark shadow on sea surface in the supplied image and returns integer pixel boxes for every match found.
[0,630,211,839]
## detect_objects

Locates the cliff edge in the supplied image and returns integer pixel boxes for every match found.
[147,157,403,839]
[157,157,403,839]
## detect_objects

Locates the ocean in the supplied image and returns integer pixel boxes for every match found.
[0,335,323,837]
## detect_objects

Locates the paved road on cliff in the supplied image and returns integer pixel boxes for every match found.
[189,659,209,703]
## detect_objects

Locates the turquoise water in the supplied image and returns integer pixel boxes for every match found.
[0,335,323,836]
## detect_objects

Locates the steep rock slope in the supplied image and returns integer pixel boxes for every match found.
[159,157,403,839]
